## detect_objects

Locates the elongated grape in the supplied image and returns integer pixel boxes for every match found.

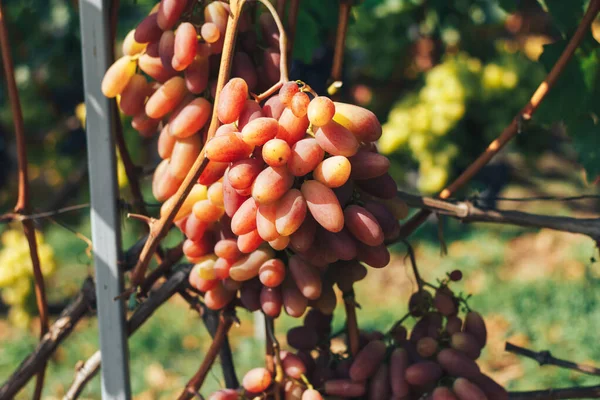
[169,134,202,179]
[146,41,160,57]
[231,197,258,235]
[173,22,197,70]
[307,96,335,126]
[288,138,324,176]
[282,276,308,317]
[183,236,214,259]
[162,183,207,221]
[206,132,253,162]
[168,97,211,139]
[275,189,307,236]
[344,205,384,246]
[198,161,228,186]
[417,337,439,357]
[446,316,462,335]
[102,56,136,98]
[368,364,390,400]
[433,387,459,400]
[208,389,239,400]
[131,112,160,136]
[242,367,272,393]
[227,159,261,190]
[157,0,188,30]
[255,203,279,242]
[437,348,480,379]
[122,29,147,56]
[301,180,344,233]
[258,258,285,287]
[119,74,148,116]
[309,280,336,315]
[356,242,390,268]
[324,380,365,397]
[192,199,223,223]
[291,92,310,117]
[390,348,410,397]
[241,117,279,146]
[287,326,319,351]
[464,311,487,347]
[279,81,299,105]
[263,95,285,119]
[135,13,163,43]
[214,257,233,279]
[214,239,242,261]
[236,102,262,132]
[268,236,288,250]
[434,288,457,316]
[277,108,309,145]
[289,214,316,252]
[229,247,273,281]
[204,1,229,34]
[289,255,322,300]
[152,159,181,201]
[450,332,481,360]
[453,378,488,400]
[217,78,248,124]
[240,279,261,311]
[349,151,390,179]
[158,30,175,71]
[184,213,208,241]
[222,172,248,217]
[184,56,209,94]
[315,120,359,157]
[363,200,400,241]
[237,229,264,253]
[263,48,281,84]
[200,22,220,43]
[356,173,397,199]
[146,76,187,119]
[405,361,443,386]
[139,53,177,83]
[252,166,294,204]
[333,180,354,207]
[232,51,258,91]
[331,259,366,292]
[349,340,387,381]
[204,281,235,310]
[318,228,357,261]
[313,156,351,188]
[260,286,282,317]
[189,264,217,292]
[471,374,508,400]
[333,102,382,142]
[279,351,306,380]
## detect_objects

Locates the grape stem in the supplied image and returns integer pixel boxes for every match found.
[398,0,600,239]
[506,342,600,377]
[394,190,600,242]
[400,239,424,291]
[0,2,49,399]
[178,311,235,400]
[329,0,352,95]
[265,316,284,400]
[343,288,361,357]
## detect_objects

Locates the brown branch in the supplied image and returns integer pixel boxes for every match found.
[0,278,96,400]
[343,289,360,357]
[509,385,600,399]
[395,190,600,241]
[138,241,184,295]
[0,3,49,398]
[399,0,600,239]
[64,264,193,400]
[128,0,249,290]
[0,203,90,223]
[506,342,600,377]
[202,308,239,389]
[178,312,235,400]
[265,316,283,400]
[329,0,351,91]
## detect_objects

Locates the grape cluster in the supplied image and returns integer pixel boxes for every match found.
[214,272,507,400]
[378,53,532,195]
[179,78,409,315]
[0,226,55,328]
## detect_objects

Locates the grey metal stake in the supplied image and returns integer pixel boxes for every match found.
[78,0,132,398]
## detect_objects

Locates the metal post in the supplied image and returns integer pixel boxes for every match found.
[78,0,132,399]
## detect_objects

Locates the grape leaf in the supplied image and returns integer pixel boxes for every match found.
[536,0,588,35]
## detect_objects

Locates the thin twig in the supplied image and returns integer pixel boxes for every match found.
[399,0,600,238]
[0,278,96,400]
[343,289,360,356]
[329,0,351,95]
[506,342,600,376]
[395,190,600,241]
[64,265,194,400]
[400,239,423,291]
[178,313,235,400]
[0,3,49,398]
[0,204,91,222]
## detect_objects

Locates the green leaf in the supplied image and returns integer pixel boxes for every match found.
[570,115,600,180]
[293,10,320,64]
[536,0,588,35]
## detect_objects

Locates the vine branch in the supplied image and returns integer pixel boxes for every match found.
[343,289,360,356]
[399,0,600,238]
[509,385,600,399]
[506,342,600,376]
[329,0,351,94]
[0,2,49,398]
[395,190,600,241]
